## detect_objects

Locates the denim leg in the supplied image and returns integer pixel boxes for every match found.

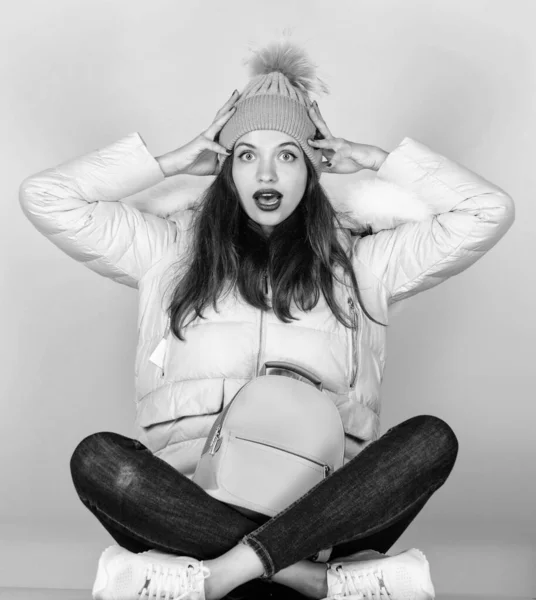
[69,431,267,560]
[329,490,431,560]
[239,414,459,578]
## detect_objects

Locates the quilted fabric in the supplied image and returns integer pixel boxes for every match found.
[19,133,515,478]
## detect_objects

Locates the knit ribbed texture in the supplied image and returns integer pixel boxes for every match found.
[218,72,323,177]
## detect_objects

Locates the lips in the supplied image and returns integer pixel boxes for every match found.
[253,188,283,201]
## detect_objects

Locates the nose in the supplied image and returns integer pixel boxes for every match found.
[257,158,278,182]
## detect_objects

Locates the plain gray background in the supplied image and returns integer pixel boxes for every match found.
[4,0,534,596]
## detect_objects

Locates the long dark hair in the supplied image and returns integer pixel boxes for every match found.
[163,151,387,341]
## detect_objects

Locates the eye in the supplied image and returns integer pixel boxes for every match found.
[281,151,297,161]
[237,151,298,161]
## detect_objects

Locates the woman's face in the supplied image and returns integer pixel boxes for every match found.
[231,130,307,236]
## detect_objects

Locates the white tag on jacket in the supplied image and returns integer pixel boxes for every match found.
[149,337,167,369]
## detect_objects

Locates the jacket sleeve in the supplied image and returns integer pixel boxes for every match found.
[354,137,515,306]
[19,132,179,289]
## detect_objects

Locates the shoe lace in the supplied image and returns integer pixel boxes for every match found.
[138,562,209,600]
[335,564,392,599]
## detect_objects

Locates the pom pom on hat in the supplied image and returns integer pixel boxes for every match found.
[243,36,330,99]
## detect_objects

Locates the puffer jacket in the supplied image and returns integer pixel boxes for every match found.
[19,132,515,478]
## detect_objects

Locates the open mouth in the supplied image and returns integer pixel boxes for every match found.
[253,190,283,209]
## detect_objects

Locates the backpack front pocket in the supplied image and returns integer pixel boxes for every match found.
[217,433,331,515]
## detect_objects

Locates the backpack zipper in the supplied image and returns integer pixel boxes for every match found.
[234,435,332,478]
[206,393,238,455]
[208,424,223,455]
[208,412,332,477]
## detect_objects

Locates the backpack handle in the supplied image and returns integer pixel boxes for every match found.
[260,361,324,392]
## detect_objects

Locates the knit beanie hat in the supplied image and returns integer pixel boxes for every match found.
[217,38,330,178]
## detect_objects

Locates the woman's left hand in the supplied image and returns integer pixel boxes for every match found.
[307,101,388,174]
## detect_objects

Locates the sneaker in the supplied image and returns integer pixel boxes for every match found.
[324,547,435,599]
[335,550,387,562]
[92,544,211,600]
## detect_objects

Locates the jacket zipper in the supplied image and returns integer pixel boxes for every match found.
[208,270,333,478]
[209,270,269,456]
[255,271,268,376]
[347,297,359,388]
[234,436,331,478]
[161,316,171,378]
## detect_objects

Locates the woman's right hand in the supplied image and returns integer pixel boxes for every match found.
[156,90,240,177]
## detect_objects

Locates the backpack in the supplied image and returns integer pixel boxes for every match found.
[192,361,345,520]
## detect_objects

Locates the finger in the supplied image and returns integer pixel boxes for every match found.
[307,138,338,162]
[206,140,232,156]
[321,154,336,172]
[204,106,237,140]
[214,90,240,119]
[308,103,334,139]
[311,136,344,151]
[307,138,331,149]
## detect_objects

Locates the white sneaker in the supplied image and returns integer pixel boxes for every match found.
[92,545,211,600]
[335,549,387,562]
[324,548,435,599]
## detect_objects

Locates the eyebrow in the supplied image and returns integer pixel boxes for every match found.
[234,141,302,152]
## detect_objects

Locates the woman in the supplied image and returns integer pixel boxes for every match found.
[19,40,515,600]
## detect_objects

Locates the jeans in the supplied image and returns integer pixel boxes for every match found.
[70,415,457,589]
